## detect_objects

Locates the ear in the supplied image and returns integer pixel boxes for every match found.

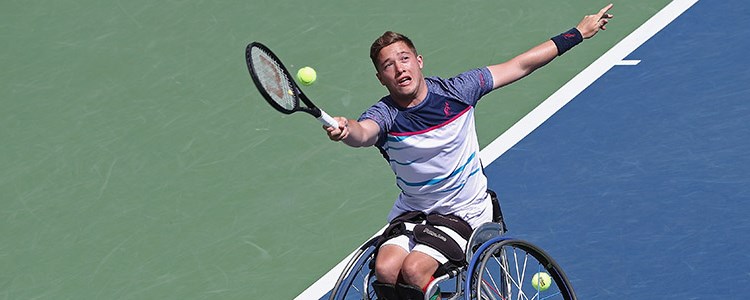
[375,72,385,86]
[417,55,424,69]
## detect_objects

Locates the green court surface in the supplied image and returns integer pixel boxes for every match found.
[1,1,669,299]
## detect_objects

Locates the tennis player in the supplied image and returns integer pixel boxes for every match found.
[325,4,613,299]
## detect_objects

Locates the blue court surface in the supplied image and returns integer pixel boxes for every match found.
[484,0,749,298]
[313,1,750,299]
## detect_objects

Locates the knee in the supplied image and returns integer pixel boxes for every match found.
[375,253,403,284]
[399,255,435,286]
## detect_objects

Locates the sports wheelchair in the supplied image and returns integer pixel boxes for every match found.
[328,191,576,300]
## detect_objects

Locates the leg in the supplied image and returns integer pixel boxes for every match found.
[375,244,408,284]
[399,251,439,288]
[373,244,408,300]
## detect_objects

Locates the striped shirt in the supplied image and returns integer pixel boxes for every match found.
[359,67,494,228]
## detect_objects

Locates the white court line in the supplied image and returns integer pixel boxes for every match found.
[616,59,642,66]
[296,1,698,299]
[480,0,698,166]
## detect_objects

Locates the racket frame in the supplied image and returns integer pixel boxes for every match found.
[245,42,337,127]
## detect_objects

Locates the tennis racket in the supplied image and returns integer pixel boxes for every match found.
[245,42,338,128]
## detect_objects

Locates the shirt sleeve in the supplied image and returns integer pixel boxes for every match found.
[357,98,395,148]
[428,67,494,106]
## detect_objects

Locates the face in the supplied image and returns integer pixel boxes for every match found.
[375,41,426,104]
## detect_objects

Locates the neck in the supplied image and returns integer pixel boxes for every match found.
[392,78,428,108]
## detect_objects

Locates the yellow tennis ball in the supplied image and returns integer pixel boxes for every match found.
[531,272,552,291]
[297,66,316,86]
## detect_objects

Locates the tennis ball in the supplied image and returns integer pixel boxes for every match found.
[531,272,552,291]
[297,66,316,86]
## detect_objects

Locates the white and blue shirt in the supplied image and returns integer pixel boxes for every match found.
[359,67,494,228]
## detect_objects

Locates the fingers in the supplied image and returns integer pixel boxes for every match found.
[597,3,614,19]
[578,3,614,39]
[324,117,349,141]
[325,125,345,141]
[594,3,614,26]
[598,3,614,28]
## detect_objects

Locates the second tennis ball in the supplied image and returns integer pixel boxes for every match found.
[297,67,317,86]
[531,272,552,291]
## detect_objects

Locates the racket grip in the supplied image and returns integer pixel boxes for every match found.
[317,110,339,128]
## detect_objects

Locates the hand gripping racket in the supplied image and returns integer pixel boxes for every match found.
[245,42,338,128]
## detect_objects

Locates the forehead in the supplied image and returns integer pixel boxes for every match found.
[376,41,415,62]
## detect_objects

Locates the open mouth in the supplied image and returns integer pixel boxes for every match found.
[397,76,412,86]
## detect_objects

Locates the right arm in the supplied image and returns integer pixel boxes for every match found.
[325,117,380,148]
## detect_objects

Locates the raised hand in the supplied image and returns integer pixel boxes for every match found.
[577,4,614,39]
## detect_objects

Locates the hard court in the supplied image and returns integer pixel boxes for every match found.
[2,1,747,299]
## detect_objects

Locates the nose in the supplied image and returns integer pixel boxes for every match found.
[395,60,408,72]
[395,61,406,73]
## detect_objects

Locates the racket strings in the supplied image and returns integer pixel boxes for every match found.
[250,48,296,110]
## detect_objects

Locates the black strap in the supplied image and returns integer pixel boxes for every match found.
[396,283,425,300]
[487,189,507,232]
[372,281,399,300]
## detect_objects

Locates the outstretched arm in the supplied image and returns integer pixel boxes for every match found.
[488,4,614,89]
[324,117,380,147]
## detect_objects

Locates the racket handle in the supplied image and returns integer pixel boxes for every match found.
[317,110,339,128]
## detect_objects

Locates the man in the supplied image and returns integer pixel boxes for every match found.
[325,4,614,299]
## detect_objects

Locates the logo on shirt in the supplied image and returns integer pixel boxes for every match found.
[444,101,452,116]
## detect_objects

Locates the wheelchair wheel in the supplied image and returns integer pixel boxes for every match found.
[465,237,576,300]
[329,237,379,300]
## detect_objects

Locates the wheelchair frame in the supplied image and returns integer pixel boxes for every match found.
[329,192,576,300]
